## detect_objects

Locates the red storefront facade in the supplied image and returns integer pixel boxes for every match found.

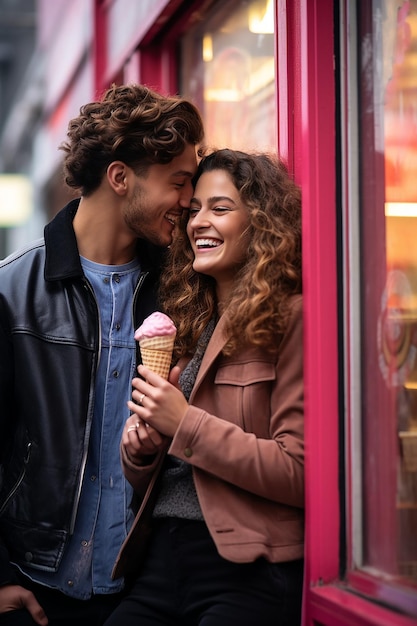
[36,1,417,623]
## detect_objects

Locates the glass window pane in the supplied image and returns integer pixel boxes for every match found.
[179,0,276,151]
[359,0,417,589]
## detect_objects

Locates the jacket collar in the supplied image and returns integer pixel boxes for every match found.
[189,314,228,403]
[44,199,83,281]
[44,198,166,282]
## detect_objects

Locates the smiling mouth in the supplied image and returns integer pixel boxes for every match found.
[165,212,181,226]
[195,238,223,249]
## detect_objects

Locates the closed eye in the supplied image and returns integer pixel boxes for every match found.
[212,206,231,213]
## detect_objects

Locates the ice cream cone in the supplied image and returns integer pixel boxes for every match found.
[139,335,175,379]
[135,312,177,379]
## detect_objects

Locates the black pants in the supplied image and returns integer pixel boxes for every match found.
[104,518,303,626]
[0,573,125,626]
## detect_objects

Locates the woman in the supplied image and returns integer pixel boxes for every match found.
[106,149,304,626]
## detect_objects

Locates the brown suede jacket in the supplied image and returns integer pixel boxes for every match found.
[113,295,304,580]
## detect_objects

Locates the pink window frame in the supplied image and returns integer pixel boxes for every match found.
[276,0,340,600]
[279,0,417,623]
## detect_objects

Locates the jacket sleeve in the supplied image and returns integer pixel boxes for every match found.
[168,296,304,509]
[120,445,165,498]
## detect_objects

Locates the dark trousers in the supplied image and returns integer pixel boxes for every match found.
[104,518,303,626]
[0,573,125,626]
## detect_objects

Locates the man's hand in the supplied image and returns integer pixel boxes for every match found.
[0,584,48,625]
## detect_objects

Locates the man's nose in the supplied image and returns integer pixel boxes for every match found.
[178,181,194,207]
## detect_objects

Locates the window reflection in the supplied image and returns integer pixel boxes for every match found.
[180,0,276,151]
[383,0,417,585]
[361,0,417,589]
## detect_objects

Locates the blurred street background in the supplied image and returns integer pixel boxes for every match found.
[0,0,276,260]
[0,0,41,256]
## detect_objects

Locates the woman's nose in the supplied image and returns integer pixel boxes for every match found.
[190,208,211,229]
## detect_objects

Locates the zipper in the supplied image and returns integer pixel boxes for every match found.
[132,271,149,365]
[69,277,101,534]
[68,271,148,534]
[132,271,149,327]
[0,442,32,516]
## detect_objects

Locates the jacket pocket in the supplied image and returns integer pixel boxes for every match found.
[0,441,32,517]
[214,359,276,434]
[215,359,276,385]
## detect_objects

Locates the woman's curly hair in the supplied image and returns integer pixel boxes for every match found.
[160,148,302,358]
[59,83,205,196]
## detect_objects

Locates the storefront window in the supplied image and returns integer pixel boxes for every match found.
[358,0,417,606]
[180,0,276,151]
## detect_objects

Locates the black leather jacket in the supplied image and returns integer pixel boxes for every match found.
[0,199,164,586]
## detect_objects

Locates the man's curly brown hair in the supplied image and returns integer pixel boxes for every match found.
[159,148,302,358]
[59,83,205,196]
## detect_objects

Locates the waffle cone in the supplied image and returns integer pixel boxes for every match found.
[139,335,175,379]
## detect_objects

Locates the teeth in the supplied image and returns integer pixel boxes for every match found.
[165,214,177,225]
[196,239,221,248]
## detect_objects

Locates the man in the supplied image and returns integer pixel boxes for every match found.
[0,83,204,625]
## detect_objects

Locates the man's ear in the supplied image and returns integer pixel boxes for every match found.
[107,161,128,195]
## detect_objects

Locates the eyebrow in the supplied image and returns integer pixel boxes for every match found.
[190,195,237,205]
[171,170,195,178]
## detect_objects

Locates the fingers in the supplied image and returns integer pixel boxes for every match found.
[126,419,151,440]
[0,586,48,625]
[130,366,188,438]
[136,364,164,386]
[131,371,154,405]
[168,365,181,388]
[124,416,143,440]
[131,387,149,408]
[131,371,168,408]
[132,365,171,403]
[127,421,140,433]
[123,414,164,456]
[24,591,48,626]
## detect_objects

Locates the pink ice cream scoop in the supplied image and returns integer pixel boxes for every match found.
[134,312,177,379]
[134,311,176,341]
